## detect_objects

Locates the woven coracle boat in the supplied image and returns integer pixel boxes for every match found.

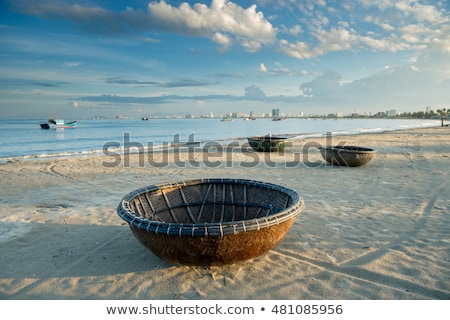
[117,178,304,266]
[319,145,376,167]
[247,136,288,152]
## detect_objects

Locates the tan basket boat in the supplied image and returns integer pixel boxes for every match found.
[117,178,304,266]
[247,136,288,152]
[319,145,376,167]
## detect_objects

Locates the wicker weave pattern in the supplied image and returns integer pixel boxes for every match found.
[117,178,304,237]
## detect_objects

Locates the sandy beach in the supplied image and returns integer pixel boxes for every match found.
[0,126,449,300]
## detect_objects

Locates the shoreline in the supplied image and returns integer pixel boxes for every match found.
[0,123,443,164]
[0,126,449,299]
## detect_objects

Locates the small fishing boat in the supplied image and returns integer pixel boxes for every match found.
[40,118,77,129]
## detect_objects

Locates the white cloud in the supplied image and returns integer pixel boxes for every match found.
[259,63,268,72]
[278,39,314,59]
[293,47,450,110]
[294,0,327,15]
[395,1,447,24]
[273,0,450,59]
[240,39,263,52]
[299,71,344,101]
[244,85,266,99]
[64,61,81,67]
[380,23,395,31]
[314,27,356,53]
[300,70,309,76]
[430,32,450,53]
[279,27,358,59]
[14,1,276,52]
[14,0,450,59]
[359,35,412,51]
[212,32,232,47]
[147,0,276,50]
[257,62,297,76]
[289,25,302,36]
[141,37,161,43]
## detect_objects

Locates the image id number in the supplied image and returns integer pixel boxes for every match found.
[271,304,343,315]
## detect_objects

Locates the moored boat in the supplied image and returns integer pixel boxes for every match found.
[40,118,77,129]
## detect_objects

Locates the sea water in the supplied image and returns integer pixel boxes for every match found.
[0,117,438,162]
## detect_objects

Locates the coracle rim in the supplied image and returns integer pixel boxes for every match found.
[319,145,377,154]
[247,136,289,142]
[117,178,304,237]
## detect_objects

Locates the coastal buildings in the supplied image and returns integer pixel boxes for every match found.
[271,108,280,118]
[116,105,445,120]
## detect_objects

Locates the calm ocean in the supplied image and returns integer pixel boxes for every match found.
[0,118,438,162]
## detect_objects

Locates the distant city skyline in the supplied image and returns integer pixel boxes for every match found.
[111,104,445,120]
[1,1,449,119]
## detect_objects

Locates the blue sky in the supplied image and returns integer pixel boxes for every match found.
[1,0,449,119]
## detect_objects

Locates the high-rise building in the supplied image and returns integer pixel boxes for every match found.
[386,109,397,116]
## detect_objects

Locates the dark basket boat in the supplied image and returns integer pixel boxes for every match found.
[319,146,376,167]
[247,136,288,152]
[117,178,304,266]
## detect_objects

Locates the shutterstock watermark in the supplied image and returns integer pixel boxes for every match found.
[101,132,345,168]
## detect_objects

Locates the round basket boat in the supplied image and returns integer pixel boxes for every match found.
[319,145,376,167]
[247,136,288,152]
[117,178,304,266]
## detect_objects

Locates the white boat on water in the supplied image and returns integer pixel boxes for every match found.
[40,118,77,129]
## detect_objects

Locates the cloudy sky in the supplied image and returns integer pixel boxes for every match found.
[1,0,449,119]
